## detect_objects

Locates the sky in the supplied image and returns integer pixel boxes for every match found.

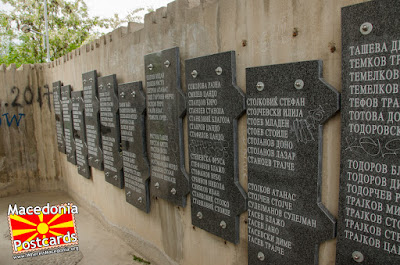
[84,0,175,19]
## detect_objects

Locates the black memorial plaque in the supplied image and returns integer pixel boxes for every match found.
[99,74,123,188]
[246,61,339,264]
[144,47,189,207]
[118,81,150,212]
[53,81,66,153]
[186,51,247,243]
[72,91,91,179]
[338,1,400,264]
[61,85,76,165]
[83,70,103,171]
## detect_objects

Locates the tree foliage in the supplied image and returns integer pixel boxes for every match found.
[0,0,109,67]
[0,0,152,67]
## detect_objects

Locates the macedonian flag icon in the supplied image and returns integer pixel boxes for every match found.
[8,203,78,253]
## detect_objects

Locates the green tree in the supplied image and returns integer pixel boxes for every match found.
[0,0,110,67]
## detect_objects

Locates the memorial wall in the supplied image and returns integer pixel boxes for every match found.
[2,0,400,264]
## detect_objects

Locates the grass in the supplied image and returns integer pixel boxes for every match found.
[133,254,151,264]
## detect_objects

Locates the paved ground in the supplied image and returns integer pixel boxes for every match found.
[0,191,150,265]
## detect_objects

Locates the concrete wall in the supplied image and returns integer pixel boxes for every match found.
[0,0,370,264]
[0,63,62,197]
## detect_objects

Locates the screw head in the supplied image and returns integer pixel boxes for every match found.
[131,91,136,98]
[220,220,227,229]
[120,92,125,98]
[257,252,265,261]
[138,197,143,203]
[148,64,153,70]
[155,182,160,189]
[256,82,265,91]
[196,212,203,219]
[164,60,170,67]
[191,70,198,78]
[215,66,222,75]
[171,188,177,195]
[360,22,373,35]
[294,79,304,90]
[352,251,364,263]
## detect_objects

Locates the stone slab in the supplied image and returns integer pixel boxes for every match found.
[99,74,123,188]
[53,81,66,154]
[61,85,76,165]
[337,1,400,264]
[72,91,91,179]
[118,81,150,213]
[246,60,339,264]
[83,70,103,171]
[144,47,189,207]
[185,51,247,243]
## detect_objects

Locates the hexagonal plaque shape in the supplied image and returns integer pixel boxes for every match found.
[53,81,65,153]
[338,1,400,264]
[118,81,150,213]
[246,60,339,265]
[72,91,91,179]
[185,51,247,244]
[83,70,103,171]
[99,74,123,188]
[61,85,76,165]
[144,47,189,207]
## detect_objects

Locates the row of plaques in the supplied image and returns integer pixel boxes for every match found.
[52,1,400,263]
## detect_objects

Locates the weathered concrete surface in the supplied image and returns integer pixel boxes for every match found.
[0,64,62,198]
[0,0,373,264]
[0,191,154,265]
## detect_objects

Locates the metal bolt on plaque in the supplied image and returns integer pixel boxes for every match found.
[257,252,265,261]
[220,221,227,229]
[352,251,364,263]
[256,82,264,91]
[197,212,203,219]
[360,22,372,35]
[294,79,304,90]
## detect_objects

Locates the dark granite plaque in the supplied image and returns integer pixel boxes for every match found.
[53,81,66,153]
[246,61,339,264]
[99,74,123,188]
[83,70,103,171]
[185,51,247,243]
[72,91,91,179]
[61,85,76,165]
[118,81,150,212]
[144,47,189,207]
[338,1,400,264]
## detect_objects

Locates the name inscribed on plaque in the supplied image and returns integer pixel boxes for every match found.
[144,47,189,207]
[338,1,400,264]
[246,60,339,265]
[186,51,247,244]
